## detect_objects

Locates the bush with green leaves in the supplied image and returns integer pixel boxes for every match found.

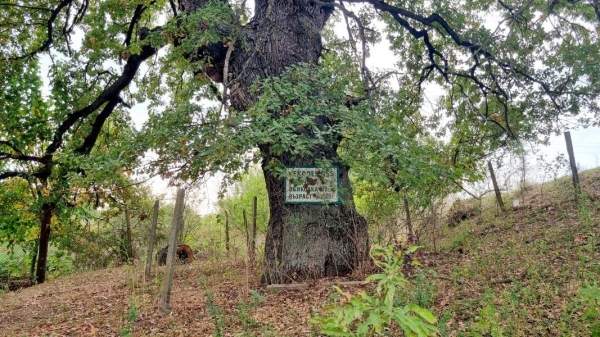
[119,299,139,337]
[312,246,438,337]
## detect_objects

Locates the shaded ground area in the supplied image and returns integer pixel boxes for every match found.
[0,259,366,336]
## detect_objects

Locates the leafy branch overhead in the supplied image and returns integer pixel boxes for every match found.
[1,0,598,184]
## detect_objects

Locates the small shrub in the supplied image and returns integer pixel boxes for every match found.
[206,291,226,337]
[312,245,438,337]
[577,194,594,227]
[465,303,505,337]
[410,272,437,308]
[237,290,265,334]
[446,230,472,252]
[47,249,74,277]
[119,300,138,337]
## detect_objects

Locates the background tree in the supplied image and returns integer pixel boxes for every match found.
[0,56,144,282]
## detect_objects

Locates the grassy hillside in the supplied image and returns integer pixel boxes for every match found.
[0,170,598,336]
[426,168,600,336]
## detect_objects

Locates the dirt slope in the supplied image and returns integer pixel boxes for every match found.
[0,259,366,336]
[1,170,598,337]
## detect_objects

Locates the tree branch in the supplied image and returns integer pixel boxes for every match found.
[124,4,147,47]
[341,0,566,136]
[0,3,51,12]
[11,0,73,60]
[44,38,159,158]
[74,98,121,155]
[0,171,33,181]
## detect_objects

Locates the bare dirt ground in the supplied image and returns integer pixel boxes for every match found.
[0,259,367,337]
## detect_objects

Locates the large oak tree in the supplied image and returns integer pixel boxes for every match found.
[1,0,598,283]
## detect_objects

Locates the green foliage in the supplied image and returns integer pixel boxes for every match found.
[0,246,30,279]
[381,0,600,139]
[312,246,438,337]
[119,299,139,337]
[464,293,505,337]
[141,57,362,182]
[206,291,226,337]
[46,248,74,276]
[577,284,600,337]
[1,22,149,278]
[248,60,358,160]
[0,179,38,247]
[236,290,274,336]
[218,169,269,234]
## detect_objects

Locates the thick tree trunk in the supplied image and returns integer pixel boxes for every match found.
[261,156,368,283]
[184,1,369,283]
[35,202,54,284]
[241,2,367,283]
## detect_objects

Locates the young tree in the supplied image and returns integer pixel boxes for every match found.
[0,58,142,282]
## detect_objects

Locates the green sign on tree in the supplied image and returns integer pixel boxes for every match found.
[285,167,339,204]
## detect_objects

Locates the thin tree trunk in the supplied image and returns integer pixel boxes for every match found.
[145,199,160,281]
[30,239,38,282]
[178,210,185,243]
[243,209,249,256]
[564,131,581,198]
[124,206,134,263]
[520,152,527,204]
[159,189,185,314]
[488,161,506,213]
[403,194,415,244]
[224,211,230,253]
[36,202,54,284]
[250,196,257,265]
[430,202,438,253]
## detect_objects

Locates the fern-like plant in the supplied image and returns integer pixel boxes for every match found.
[312,245,438,337]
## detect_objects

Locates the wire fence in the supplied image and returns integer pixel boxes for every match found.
[3,128,597,286]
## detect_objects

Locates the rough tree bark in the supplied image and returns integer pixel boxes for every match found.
[182,0,368,283]
[35,202,54,284]
[145,199,160,280]
[159,189,185,314]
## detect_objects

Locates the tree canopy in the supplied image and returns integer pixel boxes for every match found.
[1,0,599,283]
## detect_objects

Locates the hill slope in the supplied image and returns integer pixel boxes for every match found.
[427,169,600,336]
[0,170,599,337]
